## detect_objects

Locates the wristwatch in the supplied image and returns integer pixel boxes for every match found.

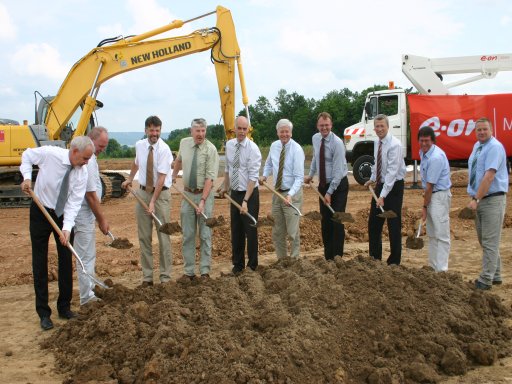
[472,197,480,203]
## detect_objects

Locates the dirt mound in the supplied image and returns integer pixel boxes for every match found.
[44,256,512,383]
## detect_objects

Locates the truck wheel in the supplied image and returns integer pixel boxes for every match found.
[352,155,374,185]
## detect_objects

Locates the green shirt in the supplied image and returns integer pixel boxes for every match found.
[177,137,219,189]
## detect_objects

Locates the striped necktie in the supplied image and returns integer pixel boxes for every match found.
[469,145,482,190]
[231,143,241,191]
[275,144,285,190]
[376,140,383,183]
[146,145,154,193]
[319,138,326,187]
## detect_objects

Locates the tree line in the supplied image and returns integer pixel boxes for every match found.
[101,85,388,158]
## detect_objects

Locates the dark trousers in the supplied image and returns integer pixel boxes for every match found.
[319,177,349,260]
[30,202,73,319]
[368,180,404,265]
[230,189,259,271]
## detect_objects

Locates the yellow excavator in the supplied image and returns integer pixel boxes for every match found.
[0,5,251,207]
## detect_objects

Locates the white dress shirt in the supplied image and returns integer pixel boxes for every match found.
[370,132,406,198]
[263,138,305,197]
[20,146,88,231]
[134,138,173,188]
[225,137,262,191]
[77,153,102,221]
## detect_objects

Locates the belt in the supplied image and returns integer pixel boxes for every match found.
[277,189,290,193]
[231,189,246,193]
[483,191,506,199]
[432,189,448,194]
[184,187,203,194]
[140,185,168,191]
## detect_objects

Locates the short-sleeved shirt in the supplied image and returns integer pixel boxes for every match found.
[467,136,509,196]
[78,153,102,221]
[419,144,451,191]
[134,138,173,188]
[177,137,219,189]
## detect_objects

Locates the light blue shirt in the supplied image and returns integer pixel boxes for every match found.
[467,136,509,196]
[419,144,451,191]
[309,131,348,195]
[370,132,406,198]
[263,138,305,197]
[225,137,262,191]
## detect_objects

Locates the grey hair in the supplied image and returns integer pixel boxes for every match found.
[70,136,95,153]
[191,118,207,129]
[88,126,108,140]
[276,118,293,131]
[374,114,389,127]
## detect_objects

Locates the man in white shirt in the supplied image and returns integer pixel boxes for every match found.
[73,127,110,305]
[220,116,262,273]
[364,114,406,265]
[20,136,93,330]
[122,116,173,287]
[260,119,305,259]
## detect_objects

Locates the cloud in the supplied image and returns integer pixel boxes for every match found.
[10,43,70,79]
[0,3,16,40]
[501,15,511,25]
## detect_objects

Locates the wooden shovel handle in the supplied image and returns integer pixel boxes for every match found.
[368,185,385,213]
[127,186,163,226]
[29,190,64,237]
[309,185,335,214]
[262,181,287,202]
[171,184,208,220]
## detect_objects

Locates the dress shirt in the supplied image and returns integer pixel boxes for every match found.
[20,146,88,231]
[370,133,406,198]
[177,137,219,189]
[135,138,173,188]
[225,137,262,191]
[309,132,348,195]
[419,145,451,191]
[78,153,102,221]
[467,136,509,196]
[263,139,305,197]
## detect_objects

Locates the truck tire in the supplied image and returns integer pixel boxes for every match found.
[352,155,374,185]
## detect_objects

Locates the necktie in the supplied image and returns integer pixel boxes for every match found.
[275,144,285,190]
[231,143,241,191]
[146,146,154,193]
[470,145,482,190]
[189,144,198,190]
[55,165,71,217]
[319,138,326,188]
[376,140,383,183]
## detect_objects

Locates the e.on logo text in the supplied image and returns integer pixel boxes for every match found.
[420,117,476,137]
[480,55,498,61]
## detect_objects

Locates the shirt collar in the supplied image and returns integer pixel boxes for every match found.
[424,144,436,159]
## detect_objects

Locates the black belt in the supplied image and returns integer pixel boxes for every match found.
[140,185,168,191]
[483,191,506,199]
[432,189,448,194]
[277,189,290,193]
[231,189,246,193]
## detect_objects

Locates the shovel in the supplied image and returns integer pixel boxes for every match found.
[28,190,110,289]
[262,181,303,216]
[107,231,133,249]
[406,219,425,249]
[171,185,220,228]
[127,186,177,235]
[309,185,355,223]
[368,185,397,219]
[223,193,257,227]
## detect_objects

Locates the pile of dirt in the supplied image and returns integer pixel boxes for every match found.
[45,256,512,383]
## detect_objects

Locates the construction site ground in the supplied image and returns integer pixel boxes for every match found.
[0,159,511,383]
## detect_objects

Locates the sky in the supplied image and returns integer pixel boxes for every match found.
[1,0,511,133]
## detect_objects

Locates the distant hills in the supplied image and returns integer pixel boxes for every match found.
[108,132,144,147]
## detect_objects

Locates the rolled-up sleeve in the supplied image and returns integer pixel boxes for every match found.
[381,143,402,198]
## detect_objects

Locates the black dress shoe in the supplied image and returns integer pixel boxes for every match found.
[58,309,77,320]
[40,317,54,330]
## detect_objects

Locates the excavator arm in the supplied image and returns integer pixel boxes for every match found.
[45,5,250,142]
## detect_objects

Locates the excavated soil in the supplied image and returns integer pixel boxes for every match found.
[110,238,133,250]
[45,256,511,384]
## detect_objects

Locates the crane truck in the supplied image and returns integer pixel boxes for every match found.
[0,5,251,207]
[344,53,512,185]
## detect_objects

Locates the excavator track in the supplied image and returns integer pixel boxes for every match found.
[100,171,129,200]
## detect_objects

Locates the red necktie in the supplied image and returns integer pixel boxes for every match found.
[319,138,326,187]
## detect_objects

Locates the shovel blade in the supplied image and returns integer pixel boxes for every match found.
[406,236,424,250]
[377,210,397,219]
[332,212,355,224]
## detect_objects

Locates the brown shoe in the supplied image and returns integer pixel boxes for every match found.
[200,273,210,279]
[141,281,154,287]
[178,274,195,282]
